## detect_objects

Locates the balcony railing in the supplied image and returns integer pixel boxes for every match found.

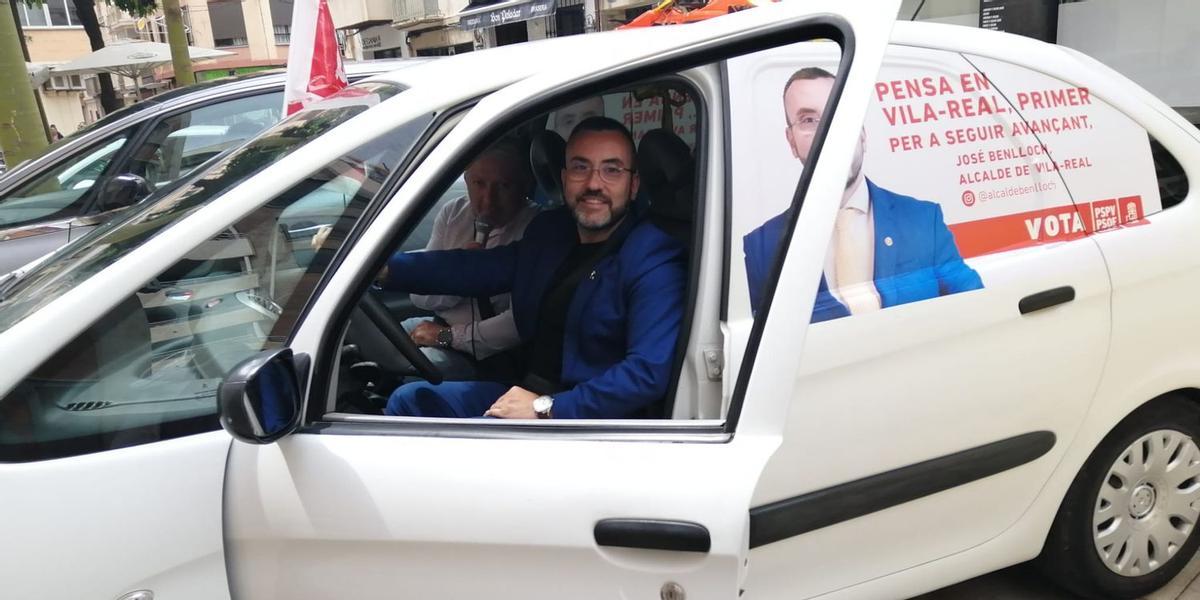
[393,0,445,25]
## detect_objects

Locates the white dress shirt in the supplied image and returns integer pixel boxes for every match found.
[823,176,882,314]
[411,195,539,358]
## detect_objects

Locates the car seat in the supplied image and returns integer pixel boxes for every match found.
[636,128,694,246]
[635,128,695,418]
[529,130,566,208]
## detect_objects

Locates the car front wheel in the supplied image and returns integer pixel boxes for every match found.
[1039,396,1200,599]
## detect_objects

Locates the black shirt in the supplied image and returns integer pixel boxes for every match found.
[524,241,608,389]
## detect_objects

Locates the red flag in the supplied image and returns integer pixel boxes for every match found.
[283,0,349,116]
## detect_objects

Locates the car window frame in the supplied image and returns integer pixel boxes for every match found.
[297,17,858,440]
[0,126,138,231]
[76,87,288,218]
[0,104,432,463]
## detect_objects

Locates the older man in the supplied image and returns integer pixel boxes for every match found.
[404,140,539,379]
[384,116,685,419]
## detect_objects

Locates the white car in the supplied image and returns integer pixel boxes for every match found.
[2,2,1198,599]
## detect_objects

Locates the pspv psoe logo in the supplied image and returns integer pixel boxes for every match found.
[961,190,977,207]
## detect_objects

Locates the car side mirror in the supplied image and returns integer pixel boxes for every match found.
[96,173,154,212]
[218,348,309,444]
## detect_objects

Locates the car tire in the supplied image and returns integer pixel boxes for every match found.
[1038,396,1200,599]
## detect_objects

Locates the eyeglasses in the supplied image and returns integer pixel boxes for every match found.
[787,114,821,133]
[564,160,635,184]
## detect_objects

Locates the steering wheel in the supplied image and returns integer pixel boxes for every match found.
[357,290,443,385]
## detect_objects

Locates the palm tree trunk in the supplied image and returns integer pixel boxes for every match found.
[10,0,50,136]
[0,0,48,165]
[162,0,192,85]
[70,0,122,113]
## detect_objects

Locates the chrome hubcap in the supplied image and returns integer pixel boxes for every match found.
[1130,484,1157,519]
[1093,430,1200,576]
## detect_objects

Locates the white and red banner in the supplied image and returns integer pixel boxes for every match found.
[283,0,348,116]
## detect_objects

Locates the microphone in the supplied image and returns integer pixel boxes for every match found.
[473,220,492,247]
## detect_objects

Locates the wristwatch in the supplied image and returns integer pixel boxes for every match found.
[533,395,554,419]
[435,327,453,349]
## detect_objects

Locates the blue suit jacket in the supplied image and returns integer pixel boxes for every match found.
[387,208,686,418]
[743,179,983,322]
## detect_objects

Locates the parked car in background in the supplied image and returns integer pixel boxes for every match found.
[6,3,1200,600]
[0,59,425,274]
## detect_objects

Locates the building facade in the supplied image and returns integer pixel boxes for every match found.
[17,0,102,134]
[336,0,627,62]
[900,0,1200,122]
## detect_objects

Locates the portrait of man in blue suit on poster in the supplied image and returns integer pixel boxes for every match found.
[743,67,983,322]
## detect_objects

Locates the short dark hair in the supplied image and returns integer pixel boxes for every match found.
[782,66,835,124]
[567,116,637,165]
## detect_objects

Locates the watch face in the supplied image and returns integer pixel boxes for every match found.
[533,396,553,414]
[436,329,453,345]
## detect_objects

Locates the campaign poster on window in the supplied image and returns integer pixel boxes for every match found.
[868,52,1160,258]
[728,44,1160,261]
[726,42,1160,321]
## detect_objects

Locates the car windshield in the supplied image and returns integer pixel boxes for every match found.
[0,81,404,332]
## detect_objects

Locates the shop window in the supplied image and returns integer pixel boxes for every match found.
[554,4,585,36]
[494,22,529,46]
[210,0,249,47]
[19,0,79,27]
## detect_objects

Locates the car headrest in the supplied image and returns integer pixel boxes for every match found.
[529,130,566,206]
[636,129,693,225]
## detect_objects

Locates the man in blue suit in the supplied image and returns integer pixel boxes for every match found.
[384,117,685,419]
[744,67,982,321]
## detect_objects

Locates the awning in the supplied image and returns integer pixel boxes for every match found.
[26,63,51,87]
[51,40,233,81]
[458,0,556,30]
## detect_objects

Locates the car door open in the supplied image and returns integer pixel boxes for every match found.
[219,2,898,599]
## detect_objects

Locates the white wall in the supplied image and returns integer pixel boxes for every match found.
[1058,0,1200,108]
[899,0,977,22]
[39,91,87,135]
[899,0,1200,109]
[527,16,549,41]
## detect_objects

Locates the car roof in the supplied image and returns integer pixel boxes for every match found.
[74,58,431,134]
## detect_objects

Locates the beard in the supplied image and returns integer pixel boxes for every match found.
[571,192,628,232]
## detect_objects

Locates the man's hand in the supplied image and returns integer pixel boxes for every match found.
[311,224,334,250]
[462,241,483,250]
[484,386,539,419]
[410,321,444,347]
[313,225,391,284]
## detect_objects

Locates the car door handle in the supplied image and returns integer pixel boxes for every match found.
[594,518,710,553]
[1019,286,1075,315]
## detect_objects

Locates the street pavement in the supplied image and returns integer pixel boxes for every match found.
[914,553,1200,600]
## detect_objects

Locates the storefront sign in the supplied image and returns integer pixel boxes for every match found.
[459,0,556,30]
[355,24,406,55]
